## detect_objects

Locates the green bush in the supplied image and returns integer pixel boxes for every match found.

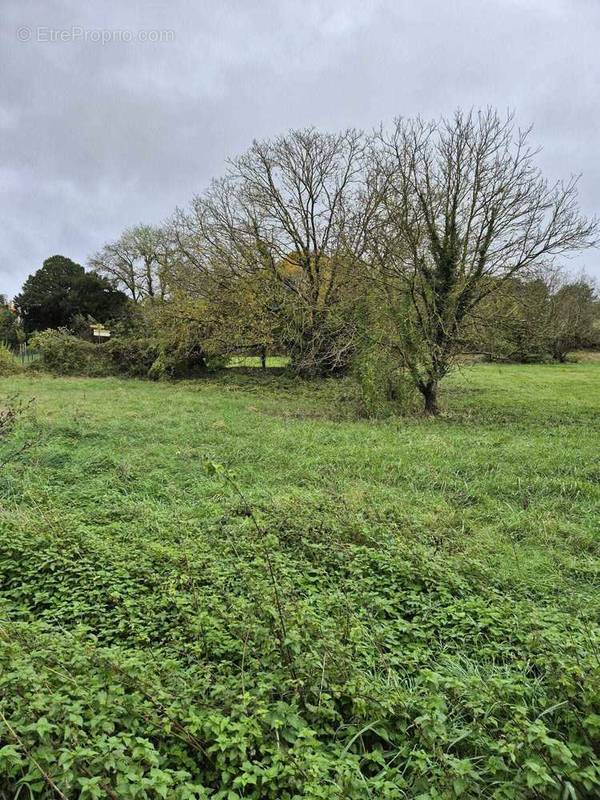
[105,337,222,380]
[147,342,210,380]
[30,329,113,377]
[25,298,233,382]
[30,329,220,382]
[104,336,161,378]
[352,345,418,417]
[0,345,23,376]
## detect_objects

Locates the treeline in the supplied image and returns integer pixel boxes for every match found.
[9,110,600,412]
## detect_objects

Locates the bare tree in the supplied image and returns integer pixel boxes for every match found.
[370,109,598,413]
[89,236,140,301]
[172,128,380,374]
[89,224,171,302]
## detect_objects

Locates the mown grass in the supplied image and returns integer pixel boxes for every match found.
[0,363,599,798]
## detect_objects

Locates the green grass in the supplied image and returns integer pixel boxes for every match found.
[226,355,290,368]
[0,363,599,798]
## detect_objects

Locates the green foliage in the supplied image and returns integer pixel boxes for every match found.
[105,337,216,381]
[0,366,598,797]
[105,299,224,380]
[30,329,113,377]
[29,300,224,381]
[104,336,162,378]
[14,255,129,333]
[31,328,165,380]
[0,345,23,376]
[474,278,600,364]
[352,343,418,417]
[142,300,226,378]
[106,302,224,380]
[0,305,23,349]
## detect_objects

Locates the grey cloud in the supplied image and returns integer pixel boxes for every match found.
[1,0,598,296]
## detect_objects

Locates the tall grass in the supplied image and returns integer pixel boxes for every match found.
[0,363,598,797]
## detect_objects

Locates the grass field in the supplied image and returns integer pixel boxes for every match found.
[0,364,599,798]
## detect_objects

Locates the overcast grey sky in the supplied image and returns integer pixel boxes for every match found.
[1,0,598,297]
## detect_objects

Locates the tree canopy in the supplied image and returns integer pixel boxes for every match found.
[15,255,129,333]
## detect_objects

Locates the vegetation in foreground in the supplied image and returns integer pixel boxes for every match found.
[0,364,599,798]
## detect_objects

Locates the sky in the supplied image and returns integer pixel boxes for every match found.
[1,0,599,297]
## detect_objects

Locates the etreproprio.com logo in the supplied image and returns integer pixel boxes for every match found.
[16,26,175,44]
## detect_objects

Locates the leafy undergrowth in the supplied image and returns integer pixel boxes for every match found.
[0,366,599,798]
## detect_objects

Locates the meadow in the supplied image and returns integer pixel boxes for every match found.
[0,363,599,798]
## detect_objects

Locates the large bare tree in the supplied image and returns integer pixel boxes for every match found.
[172,128,380,374]
[370,109,598,413]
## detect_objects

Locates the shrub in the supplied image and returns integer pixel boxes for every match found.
[105,337,223,380]
[30,329,113,376]
[1,511,599,798]
[104,336,160,378]
[147,342,209,380]
[352,344,418,417]
[29,328,220,382]
[103,298,225,379]
[0,345,23,376]
[473,277,600,364]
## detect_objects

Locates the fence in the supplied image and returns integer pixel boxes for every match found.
[11,343,40,366]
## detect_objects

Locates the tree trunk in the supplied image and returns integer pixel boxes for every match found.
[555,346,568,363]
[420,381,439,415]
